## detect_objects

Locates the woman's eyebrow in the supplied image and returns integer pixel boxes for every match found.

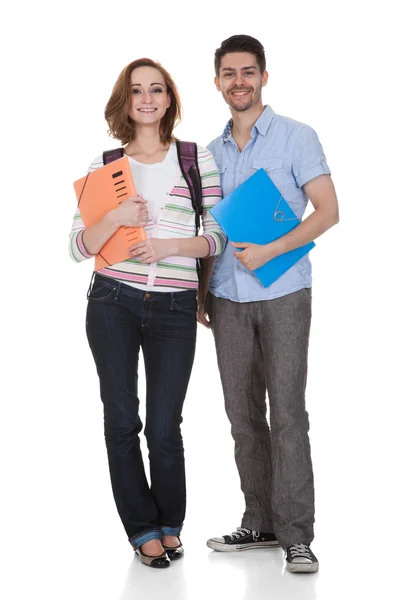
[130,83,165,87]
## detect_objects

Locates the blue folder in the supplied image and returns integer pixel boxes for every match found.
[210,168,315,288]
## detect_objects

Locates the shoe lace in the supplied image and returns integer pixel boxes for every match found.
[289,544,312,559]
[228,527,251,540]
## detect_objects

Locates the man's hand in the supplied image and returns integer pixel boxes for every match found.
[197,303,211,328]
[232,241,277,271]
[129,238,177,263]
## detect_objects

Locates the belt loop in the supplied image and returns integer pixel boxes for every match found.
[114,281,121,301]
[86,271,95,300]
[170,292,174,310]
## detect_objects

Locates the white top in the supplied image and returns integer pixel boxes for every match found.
[125,143,183,293]
[127,143,181,221]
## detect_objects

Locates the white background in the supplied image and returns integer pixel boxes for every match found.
[1,1,399,599]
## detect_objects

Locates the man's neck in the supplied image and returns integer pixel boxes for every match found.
[230,103,266,150]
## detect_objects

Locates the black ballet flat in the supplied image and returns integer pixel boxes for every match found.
[162,537,184,560]
[135,546,170,568]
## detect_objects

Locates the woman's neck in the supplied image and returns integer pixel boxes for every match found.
[125,125,169,158]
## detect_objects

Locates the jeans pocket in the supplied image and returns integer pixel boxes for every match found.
[88,283,116,302]
[173,296,198,315]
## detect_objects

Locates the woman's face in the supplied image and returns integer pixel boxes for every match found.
[129,66,171,125]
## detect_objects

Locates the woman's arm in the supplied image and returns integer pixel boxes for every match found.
[69,154,148,262]
[82,197,148,256]
[79,211,119,257]
[128,149,227,264]
[69,197,148,262]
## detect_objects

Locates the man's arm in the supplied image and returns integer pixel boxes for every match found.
[272,173,339,255]
[233,174,338,270]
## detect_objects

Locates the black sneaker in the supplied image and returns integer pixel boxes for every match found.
[285,544,319,573]
[207,527,280,552]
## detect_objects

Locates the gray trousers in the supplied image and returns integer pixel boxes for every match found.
[207,288,314,548]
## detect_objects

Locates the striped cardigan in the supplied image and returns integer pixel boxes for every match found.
[69,145,227,290]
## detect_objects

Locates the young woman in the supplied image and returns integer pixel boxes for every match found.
[69,58,226,568]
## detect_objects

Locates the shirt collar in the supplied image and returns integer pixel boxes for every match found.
[222,105,275,142]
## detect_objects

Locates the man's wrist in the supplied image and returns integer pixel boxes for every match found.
[264,240,282,260]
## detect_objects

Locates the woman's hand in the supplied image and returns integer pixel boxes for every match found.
[112,196,148,228]
[129,238,177,263]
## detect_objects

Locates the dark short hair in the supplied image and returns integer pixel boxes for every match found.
[214,35,266,76]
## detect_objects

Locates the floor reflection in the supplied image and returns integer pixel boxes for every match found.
[117,546,318,600]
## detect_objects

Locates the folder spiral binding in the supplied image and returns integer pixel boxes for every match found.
[73,157,147,271]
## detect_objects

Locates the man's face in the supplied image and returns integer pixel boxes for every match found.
[215,52,268,112]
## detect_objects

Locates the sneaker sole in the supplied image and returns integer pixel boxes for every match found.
[286,561,319,573]
[207,539,280,552]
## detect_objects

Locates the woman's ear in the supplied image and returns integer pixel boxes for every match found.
[167,93,171,109]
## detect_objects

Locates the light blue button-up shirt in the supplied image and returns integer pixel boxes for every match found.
[207,105,331,302]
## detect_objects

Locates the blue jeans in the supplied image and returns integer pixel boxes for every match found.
[86,274,197,548]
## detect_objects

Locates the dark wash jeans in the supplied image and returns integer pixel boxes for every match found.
[86,274,197,548]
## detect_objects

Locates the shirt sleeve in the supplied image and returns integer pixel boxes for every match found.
[68,155,103,263]
[197,146,227,257]
[292,126,331,188]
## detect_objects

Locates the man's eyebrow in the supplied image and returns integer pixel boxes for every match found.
[221,66,256,72]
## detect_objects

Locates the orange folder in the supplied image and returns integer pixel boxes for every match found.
[73,156,147,270]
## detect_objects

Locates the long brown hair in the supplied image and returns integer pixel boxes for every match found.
[105,58,182,145]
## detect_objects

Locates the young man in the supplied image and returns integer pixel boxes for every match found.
[199,35,339,574]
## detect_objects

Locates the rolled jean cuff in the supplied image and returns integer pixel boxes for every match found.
[161,525,182,537]
[129,529,161,549]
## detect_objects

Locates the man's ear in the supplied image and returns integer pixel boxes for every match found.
[214,75,221,92]
[261,71,269,88]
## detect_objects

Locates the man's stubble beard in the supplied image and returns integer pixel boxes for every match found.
[223,86,262,113]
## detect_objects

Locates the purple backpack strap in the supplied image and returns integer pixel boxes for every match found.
[103,147,124,165]
[176,141,203,234]
[176,141,203,282]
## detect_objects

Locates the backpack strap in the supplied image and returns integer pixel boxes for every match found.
[176,141,203,234]
[103,147,124,165]
[176,141,203,281]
